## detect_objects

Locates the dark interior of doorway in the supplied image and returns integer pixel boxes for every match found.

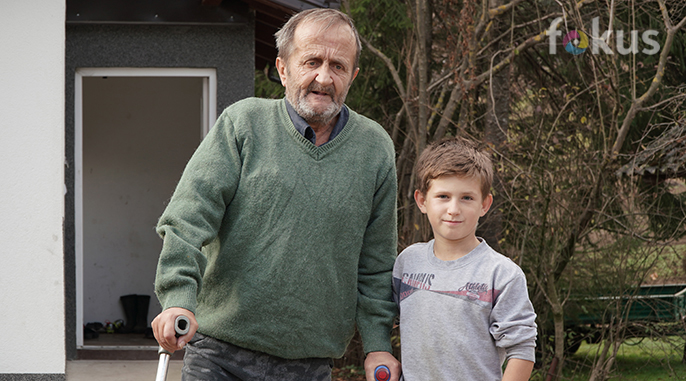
[79,75,202,359]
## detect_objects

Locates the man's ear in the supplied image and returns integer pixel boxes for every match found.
[480,193,493,217]
[414,190,427,214]
[352,67,360,82]
[275,57,288,85]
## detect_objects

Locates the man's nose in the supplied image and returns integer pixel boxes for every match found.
[314,65,334,86]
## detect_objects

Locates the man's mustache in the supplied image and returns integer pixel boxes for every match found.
[307,83,336,100]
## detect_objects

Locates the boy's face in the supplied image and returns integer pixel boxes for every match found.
[414,175,493,248]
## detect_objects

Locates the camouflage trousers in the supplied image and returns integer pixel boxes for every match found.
[182,333,333,381]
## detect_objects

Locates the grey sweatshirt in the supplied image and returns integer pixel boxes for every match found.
[393,239,537,381]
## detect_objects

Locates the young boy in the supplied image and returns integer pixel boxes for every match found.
[393,137,537,381]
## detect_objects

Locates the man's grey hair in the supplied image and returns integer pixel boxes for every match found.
[274,8,362,72]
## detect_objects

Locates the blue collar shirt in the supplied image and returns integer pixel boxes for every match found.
[285,99,349,146]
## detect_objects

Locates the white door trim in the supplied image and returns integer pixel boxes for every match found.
[74,67,217,347]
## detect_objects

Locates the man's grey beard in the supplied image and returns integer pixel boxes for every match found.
[287,83,347,127]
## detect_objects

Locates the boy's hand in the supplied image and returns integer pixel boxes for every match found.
[152,307,198,354]
[364,351,401,381]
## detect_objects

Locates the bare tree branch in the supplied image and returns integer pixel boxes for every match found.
[360,36,406,101]
[360,35,418,135]
[611,2,686,155]
[488,0,525,18]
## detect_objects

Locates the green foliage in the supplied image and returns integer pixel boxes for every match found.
[556,337,686,380]
[346,0,412,33]
[342,0,411,129]
[254,68,284,100]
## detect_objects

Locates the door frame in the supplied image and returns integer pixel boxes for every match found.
[74,67,216,347]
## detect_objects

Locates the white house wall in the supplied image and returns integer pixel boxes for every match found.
[0,0,66,378]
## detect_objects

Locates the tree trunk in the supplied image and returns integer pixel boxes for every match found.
[547,275,565,380]
[415,0,430,156]
[480,0,510,253]
[409,0,433,245]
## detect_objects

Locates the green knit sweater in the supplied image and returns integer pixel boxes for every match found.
[154,97,398,359]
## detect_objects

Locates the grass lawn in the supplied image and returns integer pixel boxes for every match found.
[333,336,686,380]
[554,336,686,380]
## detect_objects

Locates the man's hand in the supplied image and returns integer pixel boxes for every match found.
[152,307,198,353]
[364,351,401,381]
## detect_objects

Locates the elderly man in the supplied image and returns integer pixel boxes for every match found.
[152,8,400,381]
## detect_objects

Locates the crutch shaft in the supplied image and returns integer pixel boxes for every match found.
[154,315,191,381]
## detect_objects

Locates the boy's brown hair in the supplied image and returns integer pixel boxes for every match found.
[415,137,493,198]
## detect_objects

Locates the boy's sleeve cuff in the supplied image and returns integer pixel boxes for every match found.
[505,344,536,363]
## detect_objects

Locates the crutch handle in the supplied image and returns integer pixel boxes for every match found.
[155,315,191,381]
[374,365,391,381]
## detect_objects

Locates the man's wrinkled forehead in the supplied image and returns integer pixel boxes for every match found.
[293,19,355,47]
